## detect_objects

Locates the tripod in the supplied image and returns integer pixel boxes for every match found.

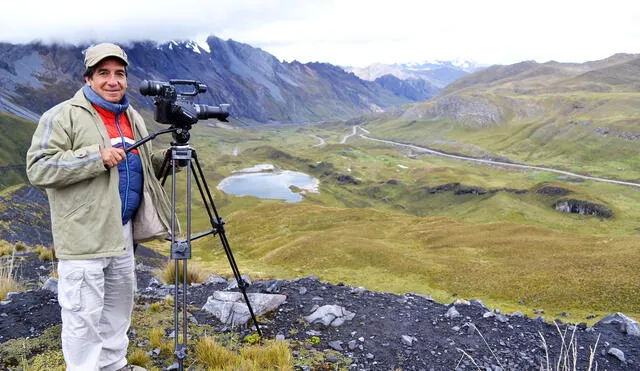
[128,127,261,370]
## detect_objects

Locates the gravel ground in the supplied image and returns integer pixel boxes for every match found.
[1,247,638,370]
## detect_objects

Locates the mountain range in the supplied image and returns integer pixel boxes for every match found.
[365,52,640,181]
[345,59,485,87]
[0,37,473,124]
[2,34,639,184]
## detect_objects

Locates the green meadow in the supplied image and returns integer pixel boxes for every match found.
[145,121,640,325]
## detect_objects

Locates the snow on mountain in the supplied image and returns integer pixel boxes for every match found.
[345,59,486,88]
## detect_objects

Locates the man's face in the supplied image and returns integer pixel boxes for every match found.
[85,58,127,103]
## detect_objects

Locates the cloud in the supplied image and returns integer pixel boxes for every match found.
[1,0,305,44]
[1,0,639,66]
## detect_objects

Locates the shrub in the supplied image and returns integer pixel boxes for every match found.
[25,349,65,371]
[306,336,320,345]
[243,333,261,345]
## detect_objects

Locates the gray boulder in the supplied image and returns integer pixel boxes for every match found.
[41,277,58,294]
[304,305,355,327]
[445,306,460,318]
[607,347,626,362]
[597,312,640,337]
[201,291,286,326]
[470,299,487,308]
[225,274,252,290]
[204,274,227,285]
[401,335,417,346]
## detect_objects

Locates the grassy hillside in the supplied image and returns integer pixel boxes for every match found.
[443,53,640,94]
[363,56,640,181]
[181,201,640,324]
[0,112,36,166]
[0,112,37,190]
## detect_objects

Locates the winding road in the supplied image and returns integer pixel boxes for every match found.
[344,126,640,189]
[310,134,326,147]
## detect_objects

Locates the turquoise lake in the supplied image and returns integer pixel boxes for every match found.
[217,168,319,203]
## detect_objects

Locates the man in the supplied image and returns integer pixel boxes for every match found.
[26,43,172,371]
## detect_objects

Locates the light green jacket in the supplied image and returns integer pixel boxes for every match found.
[26,88,172,259]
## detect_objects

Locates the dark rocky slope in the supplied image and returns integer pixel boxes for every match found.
[1,247,638,370]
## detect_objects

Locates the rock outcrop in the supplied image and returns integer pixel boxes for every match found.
[554,198,613,218]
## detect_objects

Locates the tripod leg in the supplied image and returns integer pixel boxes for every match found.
[153,147,188,368]
[191,151,262,336]
[159,149,171,186]
[168,147,194,371]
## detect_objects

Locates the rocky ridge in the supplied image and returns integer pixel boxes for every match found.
[0,38,417,124]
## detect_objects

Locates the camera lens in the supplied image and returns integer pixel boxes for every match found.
[139,80,165,96]
[195,104,230,122]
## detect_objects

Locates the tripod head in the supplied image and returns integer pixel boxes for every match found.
[171,127,192,146]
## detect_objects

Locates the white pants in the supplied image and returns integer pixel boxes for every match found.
[58,222,135,371]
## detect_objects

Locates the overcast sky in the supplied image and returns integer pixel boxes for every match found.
[2,0,639,67]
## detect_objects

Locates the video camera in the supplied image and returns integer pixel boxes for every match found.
[139,79,230,127]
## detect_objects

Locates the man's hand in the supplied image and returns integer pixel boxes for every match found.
[100,147,126,168]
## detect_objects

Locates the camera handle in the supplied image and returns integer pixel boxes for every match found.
[127,131,262,371]
[124,127,179,154]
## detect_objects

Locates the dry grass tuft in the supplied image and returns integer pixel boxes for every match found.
[457,321,600,371]
[456,324,503,370]
[194,336,294,370]
[148,301,163,313]
[148,327,173,357]
[538,321,599,371]
[49,263,58,279]
[35,246,56,261]
[158,260,206,285]
[0,271,21,300]
[128,348,152,368]
[164,295,174,307]
[195,336,238,370]
[0,241,13,257]
[239,339,293,370]
[0,250,22,300]
[148,327,164,349]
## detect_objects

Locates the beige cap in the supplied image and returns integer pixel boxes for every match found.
[84,43,128,68]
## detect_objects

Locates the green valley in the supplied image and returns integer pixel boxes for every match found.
[141,119,640,325]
